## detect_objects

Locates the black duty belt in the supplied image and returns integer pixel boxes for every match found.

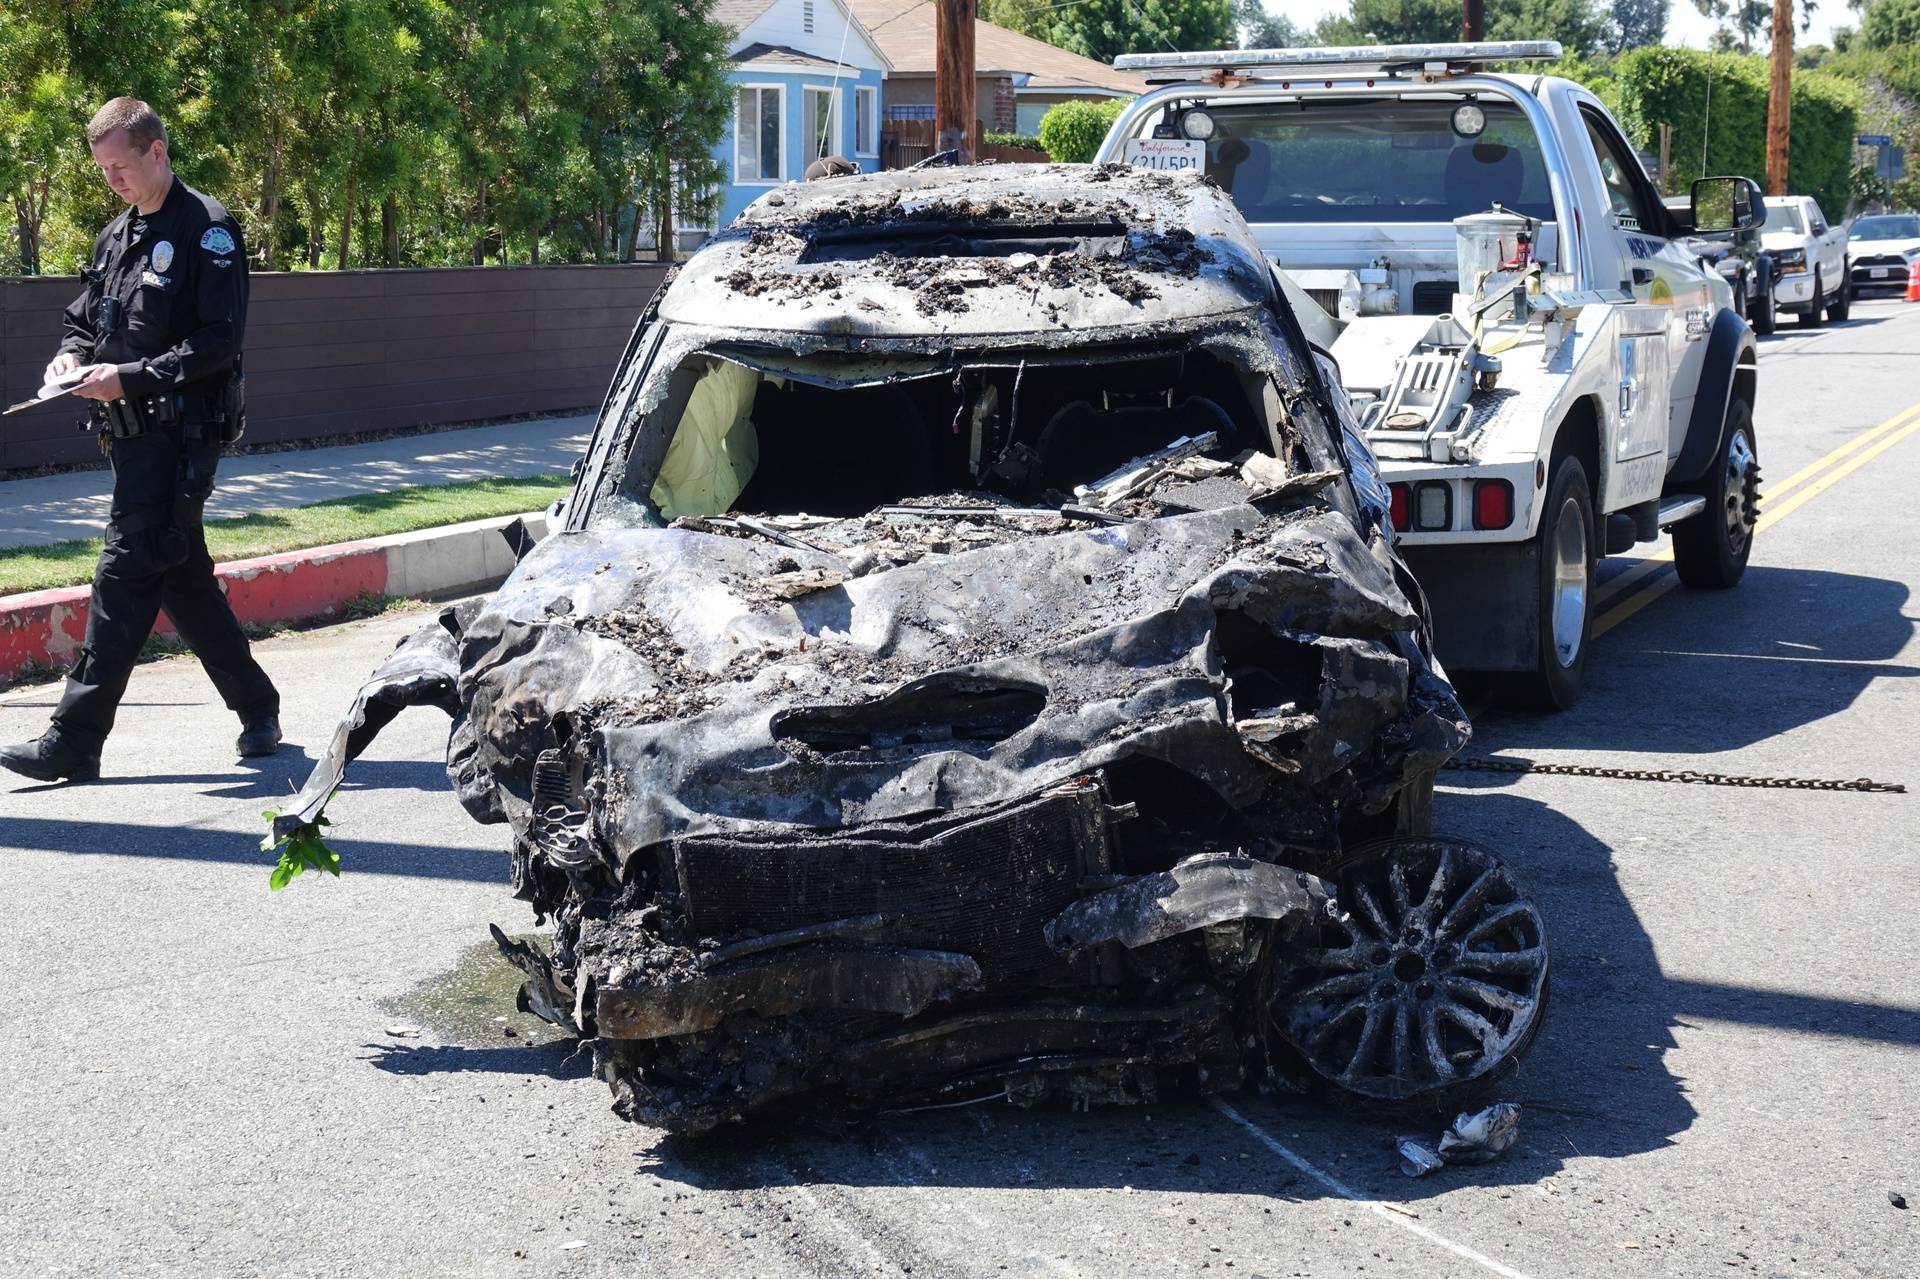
[100,392,184,439]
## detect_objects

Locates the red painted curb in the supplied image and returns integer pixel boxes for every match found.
[0,541,389,684]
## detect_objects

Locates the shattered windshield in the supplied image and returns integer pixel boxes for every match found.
[591,320,1356,535]
[1172,96,1554,224]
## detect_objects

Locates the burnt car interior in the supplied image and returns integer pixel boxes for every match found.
[623,341,1293,521]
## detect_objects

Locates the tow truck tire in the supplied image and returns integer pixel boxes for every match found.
[1827,269,1852,321]
[1515,455,1593,710]
[1673,394,1758,590]
[1798,269,1825,327]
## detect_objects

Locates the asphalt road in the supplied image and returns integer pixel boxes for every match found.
[3,298,1917,1278]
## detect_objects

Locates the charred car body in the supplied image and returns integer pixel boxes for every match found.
[288,165,1549,1133]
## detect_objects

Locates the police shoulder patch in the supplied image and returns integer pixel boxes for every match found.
[200,225,237,255]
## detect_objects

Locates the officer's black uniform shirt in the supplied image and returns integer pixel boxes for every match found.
[59,176,248,408]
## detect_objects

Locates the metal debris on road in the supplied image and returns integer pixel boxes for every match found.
[1396,1103,1523,1177]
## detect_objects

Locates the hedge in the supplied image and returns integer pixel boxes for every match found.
[1038,99,1130,164]
[1612,46,1860,218]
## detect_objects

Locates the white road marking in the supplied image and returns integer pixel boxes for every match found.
[1209,1098,1537,1279]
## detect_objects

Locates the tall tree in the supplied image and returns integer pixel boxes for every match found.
[1315,0,1462,42]
[1859,0,1920,45]
[1050,0,1236,65]
[1236,0,1306,46]
[1612,0,1671,50]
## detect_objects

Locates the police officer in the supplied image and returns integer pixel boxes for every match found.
[1,98,281,784]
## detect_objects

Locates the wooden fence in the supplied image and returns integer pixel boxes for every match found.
[880,119,1048,170]
[0,262,669,472]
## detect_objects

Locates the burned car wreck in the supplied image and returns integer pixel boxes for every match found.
[285,165,1549,1133]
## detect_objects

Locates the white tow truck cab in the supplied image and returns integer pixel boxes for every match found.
[1096,43,1765,706]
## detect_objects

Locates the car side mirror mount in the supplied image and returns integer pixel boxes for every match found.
[1691,175,1763,235]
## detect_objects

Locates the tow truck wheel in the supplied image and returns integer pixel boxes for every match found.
[1827,269,1852,322]
[1272,836,1549,1109]
[1799,269,1825,327]
[1514,454,1593,710]
[1673,396,1758,589]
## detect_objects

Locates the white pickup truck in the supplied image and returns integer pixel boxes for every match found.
[1761,194,1850,324]
[1096,42,1764,707]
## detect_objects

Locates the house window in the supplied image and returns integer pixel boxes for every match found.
[887,103,935,121]
[855,86,878,156]
[803,86,839,162]
[735,85,782,183]
[803,0,815,32]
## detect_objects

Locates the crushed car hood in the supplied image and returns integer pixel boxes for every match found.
[426,499,1465,865]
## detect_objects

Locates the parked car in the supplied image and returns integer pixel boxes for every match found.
[280,164,1549,1134]
[1097,42,1764,709]
[1847,213,1920,295]
[1667,195,1778,334]
[1761,194,1850,324]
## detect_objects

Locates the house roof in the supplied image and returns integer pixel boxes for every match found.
[713,0,780,30]
[735,42,864,72]
[847,0,1146,95]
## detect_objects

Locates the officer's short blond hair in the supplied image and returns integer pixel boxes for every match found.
[86,98,167,154]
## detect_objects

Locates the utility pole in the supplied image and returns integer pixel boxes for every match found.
[1461,0,1484,41]
[1765,0,1792,194]
[935,0,977,164]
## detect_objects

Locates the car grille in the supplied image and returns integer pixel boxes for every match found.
[669,779,1113,980]
[1853,255,1911,283]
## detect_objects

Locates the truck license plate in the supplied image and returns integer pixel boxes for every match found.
[1124,139,1205,172]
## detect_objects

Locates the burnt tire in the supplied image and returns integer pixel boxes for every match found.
[1513,453,1593,711]
[1270,836,1549,1113]
[1673,395,1758,589]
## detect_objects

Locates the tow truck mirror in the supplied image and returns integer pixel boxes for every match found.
[1691,176,1763,234]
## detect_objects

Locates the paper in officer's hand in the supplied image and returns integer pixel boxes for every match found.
[4,367,90,416]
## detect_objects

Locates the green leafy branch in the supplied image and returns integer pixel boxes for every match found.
[262,792,342,890]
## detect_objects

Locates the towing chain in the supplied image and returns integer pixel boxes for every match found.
[1440,756,1906,794]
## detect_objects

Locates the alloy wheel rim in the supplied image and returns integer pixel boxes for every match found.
[1277,838,1548,1100]
[1549,495,1588,668]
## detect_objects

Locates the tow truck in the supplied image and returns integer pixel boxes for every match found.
[1095,43,1764,706]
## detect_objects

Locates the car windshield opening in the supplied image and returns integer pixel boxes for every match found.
[1763,203,1805,234]
[614,343,1278,523]
[1177,95,1553,224]
[1852,216,1920,240]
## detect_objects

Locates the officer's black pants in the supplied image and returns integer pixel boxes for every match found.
[51,427,278,755]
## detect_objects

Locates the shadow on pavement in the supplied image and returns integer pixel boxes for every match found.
[361,1040,592,1080]
[1477,565,1918,755]
[1,814,509,883]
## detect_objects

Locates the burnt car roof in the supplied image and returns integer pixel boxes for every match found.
[662,164,1276,339]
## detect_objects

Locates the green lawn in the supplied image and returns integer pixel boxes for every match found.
[0,473,571,596]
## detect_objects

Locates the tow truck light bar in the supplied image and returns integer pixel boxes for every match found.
[1115,42,1563,83]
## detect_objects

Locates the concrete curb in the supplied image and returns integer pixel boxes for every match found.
[0,510,548,684]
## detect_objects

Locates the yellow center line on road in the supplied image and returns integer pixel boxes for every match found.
[1593,398,1920,610]
[1594,404,1920,637]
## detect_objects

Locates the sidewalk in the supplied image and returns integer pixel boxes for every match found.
[0,413,593,684]
[0,413,594,550]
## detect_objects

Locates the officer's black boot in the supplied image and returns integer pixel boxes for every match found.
[236,714,283,759]
[0,730,101,783]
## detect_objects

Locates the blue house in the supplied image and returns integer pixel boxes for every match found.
[699,0,892,237]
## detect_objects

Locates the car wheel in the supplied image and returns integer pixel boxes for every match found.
[1270,836,1549,1111]
[1827,267,1852,321]
[1673,394,1758,589]
[1731,275,1748,320]
[1799,268,1824,326]
[1511,454,1593,711]
[1750,277,1776,334]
